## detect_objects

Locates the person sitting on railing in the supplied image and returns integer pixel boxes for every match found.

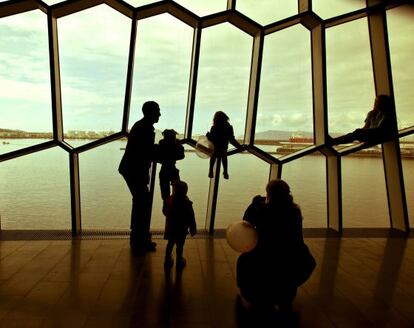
[328,94,397,146]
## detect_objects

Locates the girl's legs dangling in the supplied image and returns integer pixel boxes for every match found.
[222,155,229,179]
[209,154,217,178]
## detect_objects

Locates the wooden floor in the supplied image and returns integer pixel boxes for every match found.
[0,236,413,327]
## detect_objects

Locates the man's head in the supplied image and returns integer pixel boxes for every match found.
[142,101,161,123]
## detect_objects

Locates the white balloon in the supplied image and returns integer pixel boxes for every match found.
[226,220,258,253]
[195,136,214,159]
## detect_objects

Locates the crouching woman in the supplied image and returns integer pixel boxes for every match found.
[237,179,316,312]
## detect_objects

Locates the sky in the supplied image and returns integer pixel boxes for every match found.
[1,0,413,139]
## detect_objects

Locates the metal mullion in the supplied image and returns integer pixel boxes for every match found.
[269,163,282,181]
[326,155,342,232]
[69,152,82,235]
[367,3,409,232]
[310,20,342,231]
[244,31,264,146]
[184,26,201,139]
[206,158,221,234]
[48,12,64,142]
[122,12,138,133]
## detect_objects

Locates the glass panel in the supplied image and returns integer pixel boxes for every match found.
[0,148,71,229]
[121,0,161,7]
[193,23,251,141]
[326,18,375,144]
[256,24,312,156]
[387,5,414,130]
[0,10,52,154]
[58,4,130,146]
[342,150,389,227]
[282,154,327,228]
[174,0,226,17]
[130,14,192,135]
[236,0,297,26]
[400,136,414,228]
[79,141,130,230]
[215,153,269,229]
[151,145,210,232]
[312,0,365,20]
[42,0,65,4]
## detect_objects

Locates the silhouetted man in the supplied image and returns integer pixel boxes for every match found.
[119,101,161,252]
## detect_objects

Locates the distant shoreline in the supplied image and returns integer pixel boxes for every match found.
[3,137,414,159]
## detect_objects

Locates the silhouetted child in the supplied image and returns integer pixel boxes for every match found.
[243,195,266,228]
[207,111,241,179]
[163,180,197,270]
[158,129,185,202]
[329,94,396,146]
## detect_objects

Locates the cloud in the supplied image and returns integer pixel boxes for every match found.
[255,111,312,132]
[1,3,413,136]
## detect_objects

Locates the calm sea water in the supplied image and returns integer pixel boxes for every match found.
[1,139,413,230]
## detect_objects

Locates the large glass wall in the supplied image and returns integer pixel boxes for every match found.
[184,20,245,232]
[58,4,130,146]
[312,0,364,19]
[0,1,412,233]
[215,154,269,229]
[0,148,71,229]
[193,23,251,139]
[282,155,327,228]
[129,14,193,135]
[342,151,389,228]
[0,10,52,153]
[175,0,226,17]
[387,5,414,130]
[326,18,375,142]
[236,0,297,26]
[256,24,312,155]
[79,141,130,230]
